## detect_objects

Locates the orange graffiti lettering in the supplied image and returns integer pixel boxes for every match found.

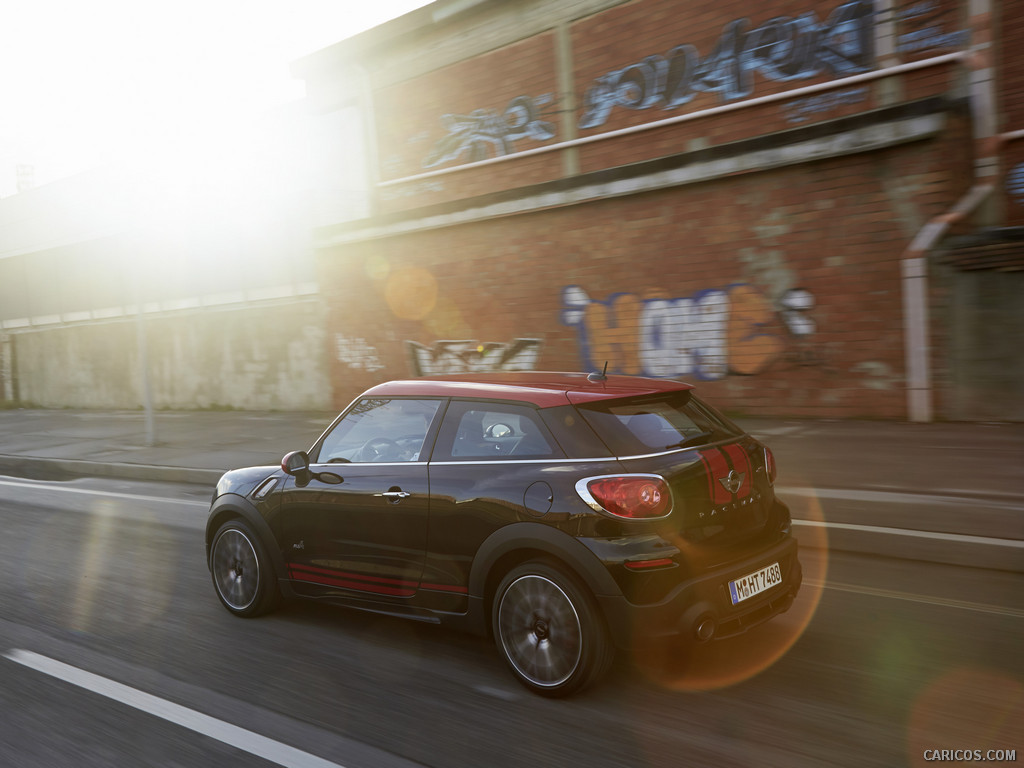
[727,285,784,375]
[585,294,643,375]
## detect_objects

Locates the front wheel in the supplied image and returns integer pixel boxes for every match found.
[210,519,279,617]
[492,561,613,697]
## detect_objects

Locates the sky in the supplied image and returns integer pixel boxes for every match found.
[0,0,432,197]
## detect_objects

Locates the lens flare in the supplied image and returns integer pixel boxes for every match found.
[907,667,1024,767]
[385,267,438,321]
[424,296,470,339]
[364,254,391,282]
[24,499,175,638]
[633,489,829,691]
[70,500,118,634]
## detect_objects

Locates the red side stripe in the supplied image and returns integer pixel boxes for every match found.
[721,443,753,498]
[287,568,416,597]
[287,564,468,596]
[625,558,675,570]
[420,582,469,594]
[289,563,418,588]
[699,448,733,504]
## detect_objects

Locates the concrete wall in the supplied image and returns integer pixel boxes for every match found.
[940,270,1024,421]
[12,301,331,411]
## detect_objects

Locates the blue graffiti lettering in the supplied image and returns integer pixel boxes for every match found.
[424,94,556,169]
[578,0,875,130]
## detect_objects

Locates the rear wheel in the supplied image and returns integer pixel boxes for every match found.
[210,519,279,617]
[492,561,613,697]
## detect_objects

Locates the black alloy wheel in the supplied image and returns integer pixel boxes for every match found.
[492,560,613,697]
[210,519,280,617]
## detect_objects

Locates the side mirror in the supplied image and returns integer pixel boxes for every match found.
[281,450,312,486]
[281,450,343,487]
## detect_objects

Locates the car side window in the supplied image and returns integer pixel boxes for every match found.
[435,401,561,460]
[315,398,441,463]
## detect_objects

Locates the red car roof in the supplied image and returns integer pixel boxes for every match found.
[361,372,693,408]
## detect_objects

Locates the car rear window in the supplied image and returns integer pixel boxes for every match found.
[433,400,564,460]
[575,390,742,456]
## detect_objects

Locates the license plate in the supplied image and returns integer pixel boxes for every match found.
[728,562,782,605]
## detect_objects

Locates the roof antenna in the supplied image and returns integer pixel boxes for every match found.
[587,361,608,382]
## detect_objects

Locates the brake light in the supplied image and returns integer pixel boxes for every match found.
[764,447,777,485]
[576,475,671,519]
[625,558,675,570]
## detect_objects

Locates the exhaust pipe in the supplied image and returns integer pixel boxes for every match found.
[694,615,716,642]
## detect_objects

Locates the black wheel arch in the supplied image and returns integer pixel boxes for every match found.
[468,522,623,634]
[205,494,286,582]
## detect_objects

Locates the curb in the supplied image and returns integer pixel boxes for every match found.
[0,454,223,487]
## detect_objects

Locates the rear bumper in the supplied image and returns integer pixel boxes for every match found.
[597,536,802,648]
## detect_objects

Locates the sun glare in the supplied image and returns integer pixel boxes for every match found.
[0,0,432,198]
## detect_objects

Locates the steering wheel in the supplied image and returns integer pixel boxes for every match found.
[356,437,402,462]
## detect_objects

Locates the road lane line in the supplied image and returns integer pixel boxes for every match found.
[0,478,207,507]
[793,519,1024,548]
[779,485,1024,510]
[3,649,344,768]
[806,581,1024,618]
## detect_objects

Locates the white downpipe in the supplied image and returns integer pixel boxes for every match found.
[899,197,971,425]
[898,0,1000,422]
[378,52,966,188]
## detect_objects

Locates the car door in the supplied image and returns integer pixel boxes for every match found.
[422,399,567,602]
[279,397,444,601]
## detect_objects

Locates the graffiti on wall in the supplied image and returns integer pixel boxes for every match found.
[578,0,875,130]
[423,95,557,169]
[781,87,867,123]
[895,1,969,54]
[407,338,543,376]
[561,284,815,380]
[1007,165,1024,206]
[335,335,385,372]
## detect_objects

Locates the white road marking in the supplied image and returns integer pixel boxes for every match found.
[778,485,1024,510]
[808,581,1024,618]
[793,519,1024,548]
[3,649,344,768]
[0,478,207,507]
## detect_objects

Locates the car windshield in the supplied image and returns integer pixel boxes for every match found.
[315,398,442,463]
[576,390,741,455]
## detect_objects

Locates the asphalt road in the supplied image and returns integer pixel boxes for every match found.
[0,477,1021,768]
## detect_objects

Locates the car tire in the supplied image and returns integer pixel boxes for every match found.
[492,560,613,697]
[210,519,280,617]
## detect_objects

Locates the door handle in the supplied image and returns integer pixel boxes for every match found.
[376,491,411,500]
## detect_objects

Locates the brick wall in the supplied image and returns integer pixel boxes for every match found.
[305,0,993,419]
[375,32,563,211]
[1002,0,1024,225]
[319,119,967,418]
[372,0,969,211]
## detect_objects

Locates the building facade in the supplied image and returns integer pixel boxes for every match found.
[295,0,1023,420]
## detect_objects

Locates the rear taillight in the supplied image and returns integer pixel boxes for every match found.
[575,475,672,519]
[764,447,777,485]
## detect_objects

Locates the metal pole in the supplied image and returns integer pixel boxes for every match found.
[135,304,155,446]
[128,238,156,446]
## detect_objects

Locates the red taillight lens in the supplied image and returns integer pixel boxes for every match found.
[583,476,671,519]
[764,447,777,485]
